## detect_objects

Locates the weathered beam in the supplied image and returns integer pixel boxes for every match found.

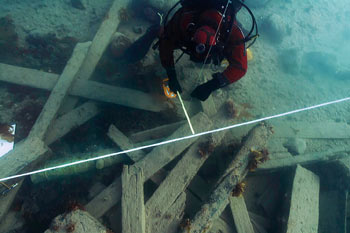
[282,165,319,233]
[71,79,166,112]
[85,176,122,218]
[60,0,130,113]
[0,136,49,180]
[76,0,128,81]
[229,196,254,233]
[256,149,350,173]
[45,101,100,145]
[129,121,185,143]
[148,191,186,233]
[121,165,145,233]
[181,123,272,233]
[145,133,222,222]
[0,63,166,112]
[135,112,212,180]
[86,113,211,218]
[29,42,91,140]
[185,189,235,233]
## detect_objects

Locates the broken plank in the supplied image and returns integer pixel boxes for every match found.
[129,121,185,143]
[229,196,254,233]
[148,192,186,233]
[256,149,350,173]
[45,101,100,145]
[181,123,272,233]
[283,165,319,233]
[135,112,212,180]
[0,63,166,112]
[121,165,145,233]
[29,42,91,140]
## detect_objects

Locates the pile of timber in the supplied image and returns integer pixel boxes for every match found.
[0,0,350,232]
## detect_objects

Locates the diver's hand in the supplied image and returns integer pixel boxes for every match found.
[191,73,229,101]
[191,80,216,101]
[166,67,182,93]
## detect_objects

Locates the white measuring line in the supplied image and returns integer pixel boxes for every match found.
[177,91,195,134]
[0,96,349,182]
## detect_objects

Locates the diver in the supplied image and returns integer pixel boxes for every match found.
[120,0,258,101]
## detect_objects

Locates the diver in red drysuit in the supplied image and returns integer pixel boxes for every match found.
[158,7,247,101]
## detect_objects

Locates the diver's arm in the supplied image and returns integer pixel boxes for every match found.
[159,37,176,68]
[222,26,248,83]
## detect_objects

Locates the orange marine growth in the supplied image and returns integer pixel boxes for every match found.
[248,148,269,171]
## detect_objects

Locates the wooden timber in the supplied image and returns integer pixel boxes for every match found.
[86,112,212,218]
[149,192,186,233]
[121,165,145,233]
[135,112,212,181]
[283,165,319,233]
[145,131,225,223]
[256,149,350,173]
[28,42,91,140]
[0,63,166,112]
[180,123,272,233]
[60,0,130,113]
[129,121,185,143]
[45,101,100,145]
[229,196,255,233]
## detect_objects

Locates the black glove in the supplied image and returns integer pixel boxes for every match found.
[191,73,229,101]
[166,67,182,93]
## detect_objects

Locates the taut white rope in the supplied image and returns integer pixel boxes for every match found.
[0,96,349,182]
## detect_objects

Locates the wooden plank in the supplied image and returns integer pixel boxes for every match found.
[86,113,212,219]
[108,124,148,162]
[145,133,223,220]
[70,79,166,112]
[0,137,49,180]
[283,165,319,233]
[45,101,100,145]
[185,189,234,233]
[0,63,166,112]
[28,42,91,140]
[135,112,212,181]
[121,165,145,233]
[256,149,350,173]
[229,196,254,233]
[85,176,122,218]
[60,0,130,113]
[129,121,185,143]
[148,192,186,233]
[181,123,272,233]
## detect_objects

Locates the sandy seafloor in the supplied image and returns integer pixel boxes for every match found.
[0,0,350,232]
[0,0,349,126]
